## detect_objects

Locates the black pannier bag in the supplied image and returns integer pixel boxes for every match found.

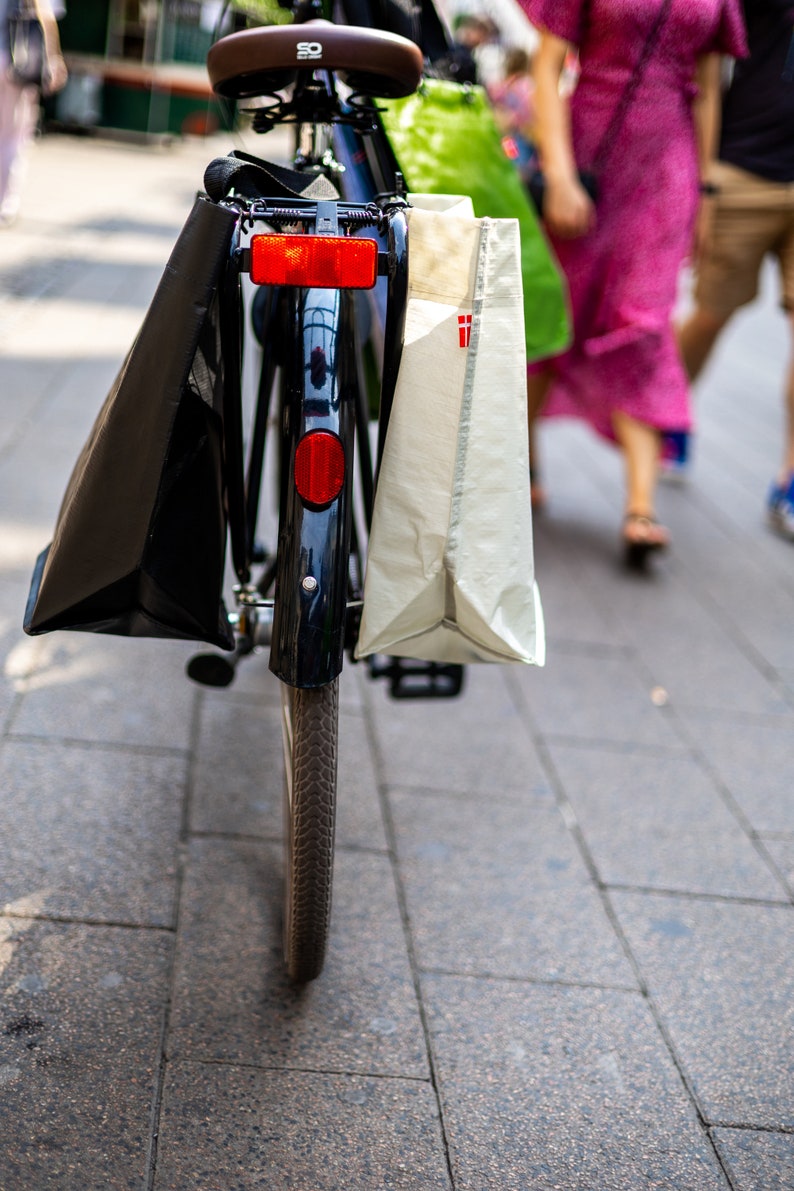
[24,196,238,650]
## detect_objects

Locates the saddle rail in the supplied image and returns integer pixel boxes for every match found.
[207,19,424,101]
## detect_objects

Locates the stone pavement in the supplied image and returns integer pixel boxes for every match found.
[0,128,792,1191]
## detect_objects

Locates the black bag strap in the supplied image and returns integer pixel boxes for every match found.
[590,0,675,174]
[203,150,339,203]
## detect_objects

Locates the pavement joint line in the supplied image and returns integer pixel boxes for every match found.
[4,732,191,759]
[144,935,176,1191]
[657,704,794,725]
[707,1122,794,1136]
[684,469,794,600]
[505,662,655,990]
[596,885,734,1163]
[659,698,794,897]
[185,830,392,856]
[382,782,556,802]
[672,546,794,704]
[187,828,282,844]
[163,1056,438,1083]
[0,691,26,742]
[541,636,636,657]
[600,883,793,908]
[145,688,199,1191]
[0,910,174,932]
[416,968,641,993]
[539,733,691,757]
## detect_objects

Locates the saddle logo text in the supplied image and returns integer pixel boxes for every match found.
[458,314,472,348]
[297,41,323,60]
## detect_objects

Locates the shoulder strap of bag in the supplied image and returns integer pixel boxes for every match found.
[203,150,339,203]
[590,0,675,173]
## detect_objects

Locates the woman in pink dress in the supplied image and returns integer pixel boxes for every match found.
[521,0,746,566]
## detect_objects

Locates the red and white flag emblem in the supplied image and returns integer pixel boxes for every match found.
[458,314,472,348]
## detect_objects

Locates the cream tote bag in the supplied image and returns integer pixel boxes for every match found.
[356,198,545,666]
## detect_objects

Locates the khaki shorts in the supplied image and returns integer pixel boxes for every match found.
[695,160,794,316]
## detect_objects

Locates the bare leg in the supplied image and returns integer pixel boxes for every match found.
[0,76,37,222]
[677,306,729,382]
[612,409,669,559]
[527,367,552,509]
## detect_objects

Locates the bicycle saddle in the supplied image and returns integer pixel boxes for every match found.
[207,19,424,100]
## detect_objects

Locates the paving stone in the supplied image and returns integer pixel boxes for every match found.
[367,663,546,795]
[611,891,794,1128]
[592,573,789,717]
[422,974,730,1191]
[528,444,791,718]
[515,647,682,749]
[712,1127,794,1190]
[390,787,636,985]
[537,581,621,650]
[191,690,387,852]
[684,712,794,834]
[666,508,794,674]
[155,1064,451,1190]
[169,840,428,1077]
[0,738,183,926]
[0,917,170,1190]
[547,744,786,899]
[191,690,284,837]
[11,634,197,751]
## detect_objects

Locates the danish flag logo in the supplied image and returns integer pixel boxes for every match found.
[458,314,472,347]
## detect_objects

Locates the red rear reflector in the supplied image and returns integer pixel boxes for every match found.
[251,235,378,288]
[294,431,345,507]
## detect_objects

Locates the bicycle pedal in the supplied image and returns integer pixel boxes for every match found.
[368,656,465,700]
[186,653,237,688]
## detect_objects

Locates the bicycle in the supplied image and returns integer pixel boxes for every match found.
[188,0,464,982]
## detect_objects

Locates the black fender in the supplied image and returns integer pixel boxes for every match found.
[269,284,357,687]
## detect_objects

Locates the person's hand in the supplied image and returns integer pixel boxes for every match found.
[43,54,68,97]
[544,175,596,239]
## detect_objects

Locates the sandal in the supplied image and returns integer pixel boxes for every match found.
[622,513,670,570]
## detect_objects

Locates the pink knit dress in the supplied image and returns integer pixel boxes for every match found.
[522,0,747,441]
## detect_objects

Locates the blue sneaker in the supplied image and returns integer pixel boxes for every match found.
[660,430,691,481]
[767,475,794,541]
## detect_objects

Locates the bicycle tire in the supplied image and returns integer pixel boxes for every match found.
[280,678,339,982]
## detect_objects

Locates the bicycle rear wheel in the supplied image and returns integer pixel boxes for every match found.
[280,678,339,982]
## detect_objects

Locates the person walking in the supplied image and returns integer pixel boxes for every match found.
[0,0,67,226]
[520,0,746,568]
[488,45,538,179]
[677,0,794,541]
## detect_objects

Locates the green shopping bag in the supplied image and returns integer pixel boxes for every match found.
[378,79,571,362]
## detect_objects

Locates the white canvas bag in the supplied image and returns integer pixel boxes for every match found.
[356,198,545,666]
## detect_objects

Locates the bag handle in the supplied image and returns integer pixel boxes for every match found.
[203,150,339,203]
[589,0,675,174]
